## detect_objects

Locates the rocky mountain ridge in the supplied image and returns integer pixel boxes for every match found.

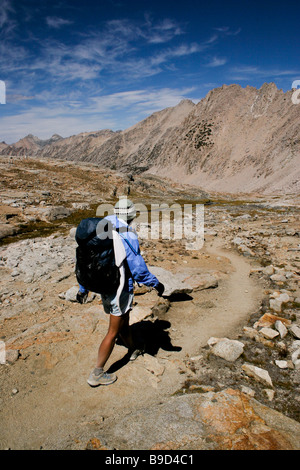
[1,83,299,194]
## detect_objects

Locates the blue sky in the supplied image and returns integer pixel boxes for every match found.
[0,0,299,143]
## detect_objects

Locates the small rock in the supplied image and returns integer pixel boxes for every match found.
[207,337,220,347]
[242,363,273,387]
[41,206,72,222]
[151,297,170,317]
[243,327,258,339]
[5,349,20,365]
[148,266,218,297]
[232,236,244,245]
[63,286,79,302]
[275,360,289,369]
[291,349,300,369]
[289,325,300,339]
[190,355,202,361]
[254,313,291,329]
[270,273,286,283]
[277,341,288,354]
[0,224,18,240]
[11,388,19,395]
[263,389,275,401]
[291,341,300,351]
[263,265,275,276]
[269,292,290,312]
[259,327,279,340]
[60,286,95,303]
[275,320,288,338]
[69,227,77,239]
[11,269,20,277]
[85,438,110,450]
[72,202,89,210]
[210,338,244,362]
[241,386,255,397]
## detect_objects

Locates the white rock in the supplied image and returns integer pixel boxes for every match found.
[5,349,19,365]
[291,349,300,369]
[275,360,289,369]
[190,355,202,361]
[269,293,290,312]
[63,286,79,302]
[232,237,245,245]
[275,320,288,338]
[69,227,77,239]
[149,266,218,297]
[291,340,300,351]
[207,337,219,347]
[263,265,275,275]
[270,273,286,283]
[243,327,258,339]
[61,286,96,303]
[241,386,255,397]
[242,363,273,387]
[263,389,275,401]
[290,325,300,339]
[71,202,89,210]
[210,338,244,362]
[259,327,279,339]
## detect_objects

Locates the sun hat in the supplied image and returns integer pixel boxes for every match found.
[114,197,136,222]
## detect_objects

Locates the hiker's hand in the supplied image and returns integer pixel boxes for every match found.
[155,282,165,297]
[76,291,88,304]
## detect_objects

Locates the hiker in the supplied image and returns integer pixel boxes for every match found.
[75,198,164,387]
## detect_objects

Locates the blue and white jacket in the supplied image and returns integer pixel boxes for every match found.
[79,215,159,295]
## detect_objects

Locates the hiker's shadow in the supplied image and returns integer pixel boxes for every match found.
[108,319,182,374]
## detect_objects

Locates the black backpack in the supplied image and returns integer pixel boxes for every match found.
[75,217,120,295]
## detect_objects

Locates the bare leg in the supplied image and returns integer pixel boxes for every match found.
[96,313,132,369]
[118,312,135,351]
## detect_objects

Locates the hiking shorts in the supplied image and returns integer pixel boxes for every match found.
[101,289,134,317]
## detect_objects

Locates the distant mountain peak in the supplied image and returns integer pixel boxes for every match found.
[1,83,299,195]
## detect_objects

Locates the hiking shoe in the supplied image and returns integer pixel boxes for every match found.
[87,370,117,387]
[129,349,143,361]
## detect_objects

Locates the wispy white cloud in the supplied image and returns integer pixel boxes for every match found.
[143,17,183,44]
[0,0,16,37]
[90,87,197,114]
[229,65,300,80]
[0,86,197,143]
[0,0,13,27]
[12,19,204,83]
[0,10,243,143]
[1,10,228,88]
[214,26,241,36]
[206,56,227,67]
[46,16,73,29]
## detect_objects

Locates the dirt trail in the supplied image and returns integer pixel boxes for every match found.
[0,238,263,450]
[163,237,263,360]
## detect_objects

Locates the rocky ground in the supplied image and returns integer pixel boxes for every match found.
[0,156,300,450]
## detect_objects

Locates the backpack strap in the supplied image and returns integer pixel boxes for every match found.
[112,229,126,313]
[118,232,139,256]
